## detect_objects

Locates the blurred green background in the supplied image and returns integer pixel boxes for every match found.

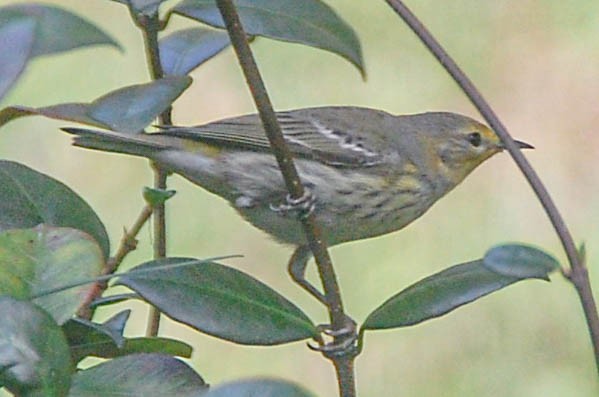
[1,0,598,396]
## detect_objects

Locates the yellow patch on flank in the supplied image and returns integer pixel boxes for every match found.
[402,162,419,174]
[182,140,222,158]
[383,161,422,190]
[393,174,423,191]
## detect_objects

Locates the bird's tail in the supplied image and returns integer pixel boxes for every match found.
[62,127,172,158]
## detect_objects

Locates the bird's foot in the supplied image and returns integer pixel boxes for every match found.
[308,316,358,357]
[269,190,316,219]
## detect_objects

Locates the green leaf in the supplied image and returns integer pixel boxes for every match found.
[68,353,207,397]
[0,76,192,131]
[119,337,193,358]
[362,259,545,331]
[0,103,110,129]
[98,309,131,343]
[0,4,120,56]
[118,257,318,345]
[160,27,231,75]
[204,379,317,397]
[483,244,560,280]
[172,0,364,76]
[64,311,130,354]
[0,225,104,325]
[63,312,192,363]
[0,160,110,259]
[87,75,192,132]
[0,297,72,397]
[143,186,176,207]
[0,17,36,100]
[89,293,139,308]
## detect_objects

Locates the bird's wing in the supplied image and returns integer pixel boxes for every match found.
[158,107,392,167]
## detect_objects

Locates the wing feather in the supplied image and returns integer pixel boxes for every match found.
[158,107,394,167]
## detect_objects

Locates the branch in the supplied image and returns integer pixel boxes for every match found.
[214,1,355,395]
[135,9,171,337]
[385,0,599,372]
[107,205,154,274]
[78,205,153,319]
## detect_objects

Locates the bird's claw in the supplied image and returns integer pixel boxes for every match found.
[317,318,356,337]
[308,317,358,357]
[269,190,316,219]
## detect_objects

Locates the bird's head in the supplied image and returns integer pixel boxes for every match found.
[408,112,533,187]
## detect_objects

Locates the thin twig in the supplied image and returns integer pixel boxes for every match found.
[108,205,154,274]
[214,1,356,395]
[385,0,599,373]
[136,9,172,337]
[77,205,153,319]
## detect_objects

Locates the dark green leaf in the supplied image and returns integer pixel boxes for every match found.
[0,76,191,131]
[0,160,110,259]
[0,297,72,397]
[101,309,131,340]
[64,317,120,363]
[160,27,231,75]
[89,293,139,308]
[483,244,559,280]
[0,4,120,56]
[68,353,207,397]
[119,337,192,358]
[0,225,104,325]
[64,312,192,363]
[362,260,540,330]
[143,186,176,207]
[86,76,192,132]
[64,311,130,351]
[0,17,36,100]
[118,257,318,345]
[0,103,110,129]
[204,379,316,397]
[172,0,364,75]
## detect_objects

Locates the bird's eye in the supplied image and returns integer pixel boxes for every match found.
[467,132,482,147]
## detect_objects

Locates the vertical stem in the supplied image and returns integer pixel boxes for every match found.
[384,0,599,373]
[214,1,356,395]
[333,357,356,397]
[146,168,167,337]
[571,263,599,370]
[137,11,172,337]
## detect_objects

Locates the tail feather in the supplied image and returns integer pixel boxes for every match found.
[62,127,170,158]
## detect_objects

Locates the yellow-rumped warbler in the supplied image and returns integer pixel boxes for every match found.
[63,106,531,302]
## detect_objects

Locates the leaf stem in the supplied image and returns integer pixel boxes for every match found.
[214,1,356,395]
[385,0,599,373]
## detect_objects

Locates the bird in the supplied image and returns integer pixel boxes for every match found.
[63,106,532,303]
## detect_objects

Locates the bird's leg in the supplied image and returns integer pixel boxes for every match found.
[289,246,358,354]
[288,246,356,336]
[288,245,327,304]
[269,189,316,219]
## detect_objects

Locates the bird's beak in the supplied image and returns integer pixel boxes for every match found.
[515,139,534,149]
[498,139,534,150]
